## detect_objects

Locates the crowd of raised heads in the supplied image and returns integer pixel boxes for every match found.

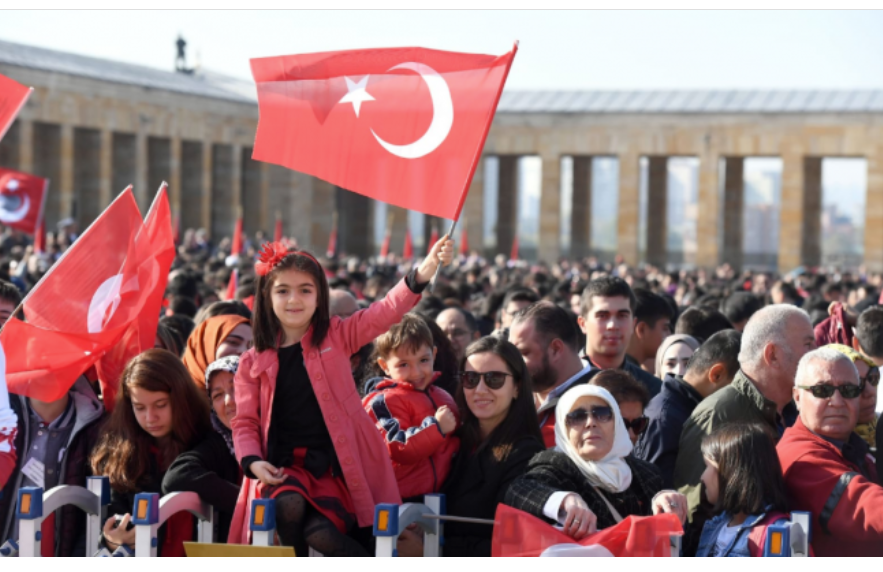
[0,223,882,557]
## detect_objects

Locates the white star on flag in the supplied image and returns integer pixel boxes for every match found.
[339,76,374,118]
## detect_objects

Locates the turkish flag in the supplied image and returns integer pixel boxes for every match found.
[0,168,48,235]
[250,45,517,220]
[95,184,176,408]
[1,187,152,401]
[0,73,31,142]
[492,505,682,557]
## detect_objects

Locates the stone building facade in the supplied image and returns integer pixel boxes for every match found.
[2,39,883,271]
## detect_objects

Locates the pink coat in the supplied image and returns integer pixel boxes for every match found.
[228,279,419,543]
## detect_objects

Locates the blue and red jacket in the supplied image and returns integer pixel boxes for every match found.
[362,373,460,499]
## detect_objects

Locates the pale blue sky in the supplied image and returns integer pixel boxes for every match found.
[3,10,883,89]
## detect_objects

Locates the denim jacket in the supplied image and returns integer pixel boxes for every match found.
[696,507,787,557]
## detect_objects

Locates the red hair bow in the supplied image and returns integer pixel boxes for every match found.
[255,241,290,276]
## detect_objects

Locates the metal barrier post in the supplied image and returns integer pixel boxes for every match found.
[86,476,110,556]
[132,493,160,557]
[790,511,811,557]
[16,487,43,557]
[373,503,399,557]
[250,499,276,547]
[423,494,444,558]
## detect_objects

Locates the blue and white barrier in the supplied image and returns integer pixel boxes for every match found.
[374,494,447,557]
[764,511,811,557]
[131,492,215,557]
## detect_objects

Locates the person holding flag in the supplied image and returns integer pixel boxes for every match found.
[504,385,687,539]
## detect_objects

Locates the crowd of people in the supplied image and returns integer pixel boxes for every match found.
[0,222,881,557]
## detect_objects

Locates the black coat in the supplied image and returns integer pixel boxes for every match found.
[440,436,545,557]
[633,375,703,489]
[504,450,663,530]
[162,431,241,541]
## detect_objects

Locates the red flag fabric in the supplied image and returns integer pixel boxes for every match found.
[231,216,243,256]
[274,215,283,242]
[510,235,520,262]
[0,73,31,142]
[225,268,238,301]
[0,168,48,234]
[250,45,517,220]
[34,217,45,254]
[403,229,414,259]
[1,187,157,402]
[492,505,682,558]
[459,219,470,256]
[95,184,176,408]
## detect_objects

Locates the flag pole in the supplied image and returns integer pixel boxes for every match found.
[428,41,519,295]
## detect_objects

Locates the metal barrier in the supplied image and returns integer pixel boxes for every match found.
[131,491,215,557]
[764,511,811,557]
[374,494,446,557]
[6,477,110,557]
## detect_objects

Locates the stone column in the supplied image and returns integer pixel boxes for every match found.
[59,124,74,220]
[18,120,33,174]
[135,132,149,212]
[259,162,271,233]
[778,144,806,272]
[231,144,243,227]
[309,178,335,253]
[721,157,744,270]
[180,141,203,233]
[33,123,61,226]
[571,156,592,259]
[169,137,182,217]
[496,155,519,258]
[538,154,562,263]
[616,153,640,266]
[802,157,823,268]
[696,150,722,269]
[288,170,314,247]
[645,156,668,268]
[201,142,213,233]
[73,128,101,228]
[864,143,883,272]
[99,130,113,208]
[0,121,19,169]
[461,156,484,256]
[336,187,373,258]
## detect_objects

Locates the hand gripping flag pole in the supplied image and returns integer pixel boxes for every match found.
[428,41,519,294]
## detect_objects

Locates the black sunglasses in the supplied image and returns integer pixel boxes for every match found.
[565,406,614,428]
[458,371,512,390]
[622,416,649,435]
[797,382,864,400]
[861,367,880,388]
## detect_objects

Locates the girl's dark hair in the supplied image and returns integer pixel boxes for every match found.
[252,249,330,352]
[91,349,211,492]
[701,424,789,516]
[456,336,544,461]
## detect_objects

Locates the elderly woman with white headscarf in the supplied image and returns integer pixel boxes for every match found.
[504,385,687,539]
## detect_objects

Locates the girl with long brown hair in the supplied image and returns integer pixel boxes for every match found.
[91,348,210,556]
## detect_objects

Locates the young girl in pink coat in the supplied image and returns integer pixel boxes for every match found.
[230,237,453,555]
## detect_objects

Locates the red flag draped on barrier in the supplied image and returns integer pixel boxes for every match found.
[250,44,517,220]
[0,73,32,141]
[492,505,682,557]
[1,184,174,403]
[0,168,48,235]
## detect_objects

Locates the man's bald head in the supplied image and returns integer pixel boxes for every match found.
[329,289,359,319]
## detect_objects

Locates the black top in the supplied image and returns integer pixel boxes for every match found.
[441,436,545,557]
[504,450,664,530]
[162,431,242,542]
[586,356,663,398]
[268,342,333,468]
[634,375,703,488]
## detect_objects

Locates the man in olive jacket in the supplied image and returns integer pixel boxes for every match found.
[673,305,815,518]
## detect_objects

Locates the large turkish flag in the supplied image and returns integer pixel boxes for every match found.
[250,45,517,220]
[0,73,31,142]
[0,167,48,235]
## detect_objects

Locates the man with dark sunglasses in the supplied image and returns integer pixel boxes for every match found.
[778,347,883,557]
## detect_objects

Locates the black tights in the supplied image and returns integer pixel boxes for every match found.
[274,492,368,557]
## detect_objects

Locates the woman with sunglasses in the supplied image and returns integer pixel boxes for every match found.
[826,344,879,452]
[397,336,545,557]
[588,369,650,445]
[504,385,687,539]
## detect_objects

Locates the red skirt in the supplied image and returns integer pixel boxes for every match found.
[257,448,356,534]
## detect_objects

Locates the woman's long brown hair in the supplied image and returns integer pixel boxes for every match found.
[91,349,211,492]
[252,249,330,352]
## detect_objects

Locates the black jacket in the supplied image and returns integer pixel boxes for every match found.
[441,436,544,557]
[504,450,664,530]
[633,375,703,488]
[162,431,241,541]
[623,359,663,398]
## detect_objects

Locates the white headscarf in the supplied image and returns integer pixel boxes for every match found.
[554,385,633,493]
